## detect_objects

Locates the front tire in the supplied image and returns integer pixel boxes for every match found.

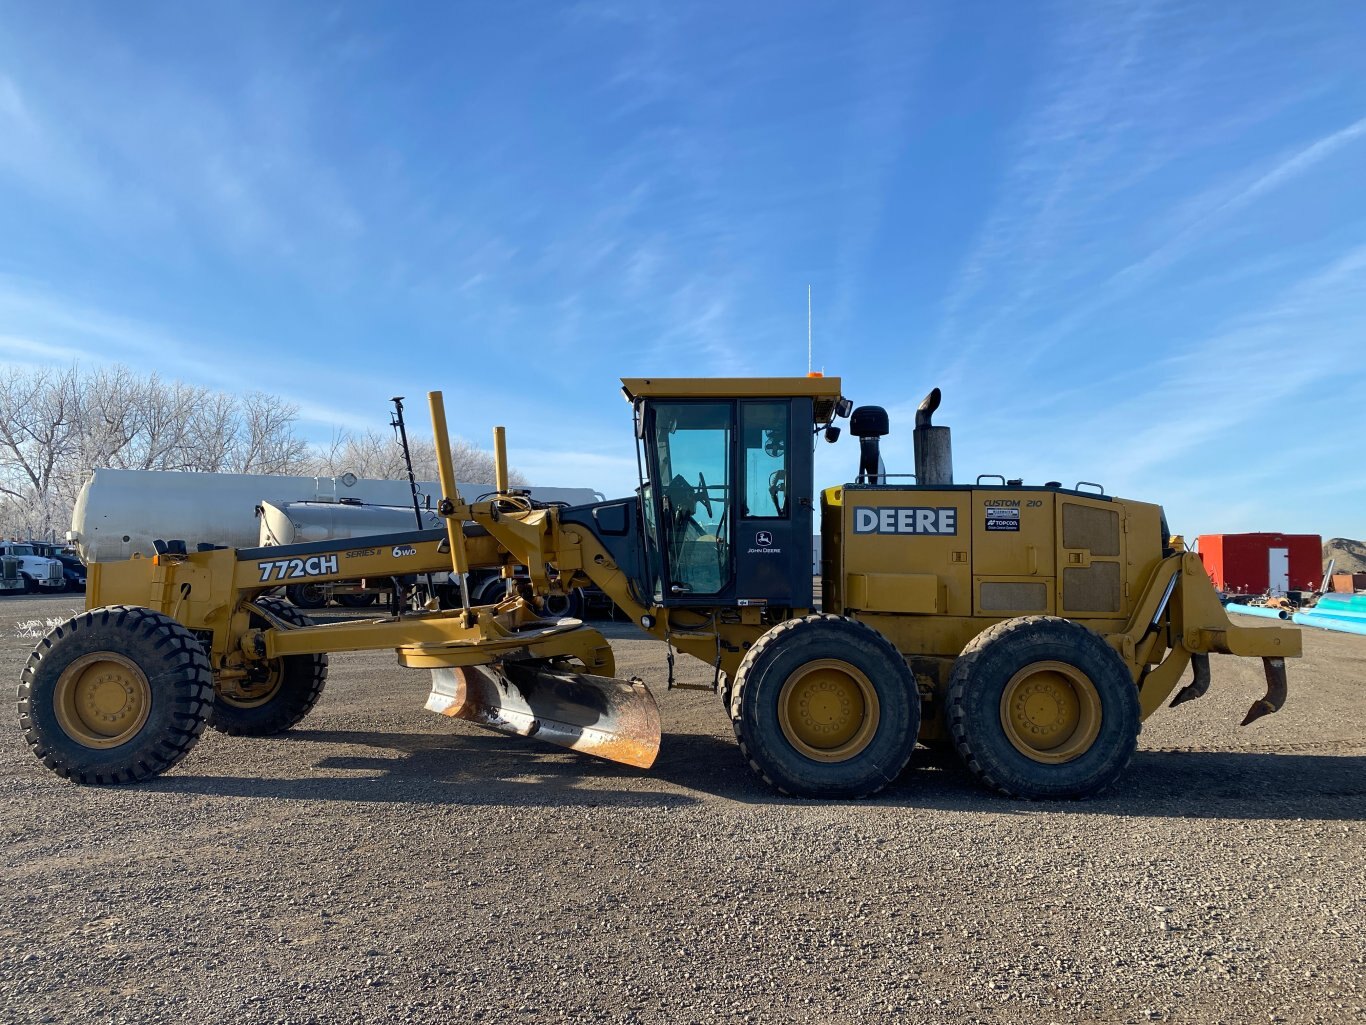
[18,605,214,783]
[947,616,1139,799]
[208,597,328,737]
[731,614,919,798]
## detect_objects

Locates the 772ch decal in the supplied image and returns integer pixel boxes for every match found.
[256,554,340,583]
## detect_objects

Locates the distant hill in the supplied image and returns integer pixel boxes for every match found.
[1324,537,1366,575]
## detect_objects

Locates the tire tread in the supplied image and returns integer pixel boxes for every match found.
[729,613,917,799]
[17,605,213,784]
[946,615,1140,799]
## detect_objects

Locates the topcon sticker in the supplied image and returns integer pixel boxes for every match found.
[985,507,1020,532]
[852,506,957,536]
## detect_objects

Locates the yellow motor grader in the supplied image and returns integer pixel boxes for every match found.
[18,378,1299,799]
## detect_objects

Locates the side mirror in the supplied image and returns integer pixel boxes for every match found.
[823,426,841,443]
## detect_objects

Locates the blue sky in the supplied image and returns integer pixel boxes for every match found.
[1,1,1364,539]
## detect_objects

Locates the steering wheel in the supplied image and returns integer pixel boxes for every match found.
[696,472,713,518]
[768,469,787,516]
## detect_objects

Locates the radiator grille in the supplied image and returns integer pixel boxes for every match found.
[1062,504,1120,556]
[980,580,1048,612]
[1063,563,1122,613]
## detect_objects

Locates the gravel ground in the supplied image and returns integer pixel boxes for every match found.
[1,592,1363,1025]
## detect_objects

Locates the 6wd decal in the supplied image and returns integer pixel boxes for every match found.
[256,554,340,583]
[392,545,418,558]
[852,506,957,536]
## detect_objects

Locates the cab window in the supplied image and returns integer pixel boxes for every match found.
[742,402,788,518]
[651,402,731,595]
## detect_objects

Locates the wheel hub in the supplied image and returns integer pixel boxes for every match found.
[220,662,283,708]
[778,659,880,763]
[54,653,152,749]
[999,660,1102,764]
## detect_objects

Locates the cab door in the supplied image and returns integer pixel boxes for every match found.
[646,400,735,605]
[734,399,813,608]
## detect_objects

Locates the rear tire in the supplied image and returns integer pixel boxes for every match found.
[208,597,328,737]
[947,616,1139,799]
[18,605,214,783]
[731,614,919,798]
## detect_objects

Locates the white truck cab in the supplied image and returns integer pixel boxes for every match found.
[0,542,65,593]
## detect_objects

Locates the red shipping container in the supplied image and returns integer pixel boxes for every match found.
[1197,533,1322,595]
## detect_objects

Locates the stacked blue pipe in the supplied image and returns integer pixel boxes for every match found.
[1225,604,1291,621]
[1293,611,1366,636]
[1301,606,1366,623]
[1226,593,1366,634]
[1315,592,1366,611]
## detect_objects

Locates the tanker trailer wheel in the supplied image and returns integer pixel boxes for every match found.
[730,614,919,798]
[285,583,328,609]
[208,597,328,737]
[335,593,377,609]
[947,616,1139,800]
[17,605,214,784]
[539,588,585,620]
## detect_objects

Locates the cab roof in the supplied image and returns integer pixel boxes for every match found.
[620,376,844,422]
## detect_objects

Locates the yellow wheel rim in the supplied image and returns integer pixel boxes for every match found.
[777,659,880,763]
[218,663,283,709]
[999,660,1102,764]
[53,652,152,749]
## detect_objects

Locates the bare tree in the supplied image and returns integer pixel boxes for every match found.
[182,390,237,472]
[0,365,80,538]
[0,363,316,539]
[0,361,526,540]
[308,429,525,485]
[229,392,310,474]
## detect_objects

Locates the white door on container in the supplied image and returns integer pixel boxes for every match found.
[1268,547,1290,595]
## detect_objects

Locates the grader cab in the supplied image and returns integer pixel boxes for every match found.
[19,377,1299,799]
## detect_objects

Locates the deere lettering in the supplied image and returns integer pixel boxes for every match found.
[256,554,340,583]
[852,506,957,536]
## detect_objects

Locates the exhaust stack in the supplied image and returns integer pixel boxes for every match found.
[913,388,953,486]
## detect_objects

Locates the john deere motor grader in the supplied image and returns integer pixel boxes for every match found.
[18,378,1299,799]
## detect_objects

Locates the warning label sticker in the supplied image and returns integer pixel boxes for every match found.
[985,507,1020,532]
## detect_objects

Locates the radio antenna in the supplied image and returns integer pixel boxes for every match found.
[807,284,812,374]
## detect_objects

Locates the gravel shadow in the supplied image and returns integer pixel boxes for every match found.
[143,726,1366,821]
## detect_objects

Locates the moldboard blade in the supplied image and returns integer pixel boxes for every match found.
[426,663,661,769]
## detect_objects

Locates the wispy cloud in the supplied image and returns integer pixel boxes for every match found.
[826,8,931,346]
[939,0,1162,350]
[932,1,1359,393]
[946,242,1366,533]
[0,277,379,432]
[1107,114,1366,291]
[0,45,363,279]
